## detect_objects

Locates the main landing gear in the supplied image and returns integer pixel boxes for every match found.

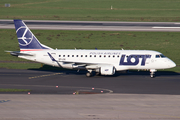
[86,70,93,77]
[150,69,157,78]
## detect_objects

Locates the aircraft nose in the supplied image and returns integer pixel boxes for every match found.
[171,62,176,68]
[169,61,176,68]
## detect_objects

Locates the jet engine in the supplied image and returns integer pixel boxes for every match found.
[100,65,115,75]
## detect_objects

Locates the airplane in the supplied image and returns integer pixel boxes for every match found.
[7,19,176,78]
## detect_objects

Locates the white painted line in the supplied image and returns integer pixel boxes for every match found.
[152,27,180,29]
[174,23,180,24]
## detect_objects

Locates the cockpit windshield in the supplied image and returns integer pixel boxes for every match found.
[155,54,166,58]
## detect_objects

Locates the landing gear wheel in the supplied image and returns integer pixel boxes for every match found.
[150,69,156,78]
[86,72,92,77]
[150,74,154,78]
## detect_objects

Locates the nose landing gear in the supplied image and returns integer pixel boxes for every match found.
[150,69,157,78]
[150,73,155,78]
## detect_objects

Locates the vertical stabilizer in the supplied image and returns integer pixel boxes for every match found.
[14,20,53,51]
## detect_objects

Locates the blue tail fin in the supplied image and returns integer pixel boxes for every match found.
[14,20,53,51]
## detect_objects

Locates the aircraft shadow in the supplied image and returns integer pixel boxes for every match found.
[28,65,180,77]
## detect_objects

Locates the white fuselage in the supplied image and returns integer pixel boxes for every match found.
[19,49,176,71]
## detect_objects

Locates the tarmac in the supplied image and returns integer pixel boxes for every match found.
[1,94,180,120]
[0,69,180,120]
[0,69,180,95]
[1,20,180,31]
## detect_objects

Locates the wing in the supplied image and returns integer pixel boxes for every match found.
[47,52,116,75]
[47,52,111,69]
[62,60,105,69]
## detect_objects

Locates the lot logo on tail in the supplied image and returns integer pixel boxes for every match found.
[16,26,33,46]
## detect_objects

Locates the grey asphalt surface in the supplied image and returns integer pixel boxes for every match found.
[0,69,179,95]
[0,69,180,120]
[1,19,180,31]
[1,94,180,120]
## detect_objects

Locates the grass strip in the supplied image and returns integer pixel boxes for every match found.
[0,88,31,92]
[0,0,180,22]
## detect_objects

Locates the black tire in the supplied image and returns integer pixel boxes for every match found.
[150,74,154,78]
[86,72,92,77]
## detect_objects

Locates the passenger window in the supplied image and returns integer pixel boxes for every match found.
[104,55,106,57]
[99,55,101,57]
[81,55,83,57]
[117,55,119,58]
[108,55,110,57]
[90,55,92,57]
[63,55,65,57]
[59,55,61,57]
[72,55,74,57]
[85,55,87,57]
[113,55,115,58]
[94,55,96,57]
[68,55,70,57]
[76,55,78,57]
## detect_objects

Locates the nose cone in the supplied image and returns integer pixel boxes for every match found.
[169,61,176,68]
[171,61,176,68]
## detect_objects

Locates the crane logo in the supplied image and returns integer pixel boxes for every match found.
[16,26,33,46]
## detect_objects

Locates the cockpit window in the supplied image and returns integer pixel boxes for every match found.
[160,54,166,58]
[156,54,166,58]
[156,55,160,58]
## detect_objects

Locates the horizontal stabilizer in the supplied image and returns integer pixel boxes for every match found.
[5,51,34,56]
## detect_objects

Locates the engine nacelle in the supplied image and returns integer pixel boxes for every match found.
[61,63,73,69]
[100,65,115,75]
